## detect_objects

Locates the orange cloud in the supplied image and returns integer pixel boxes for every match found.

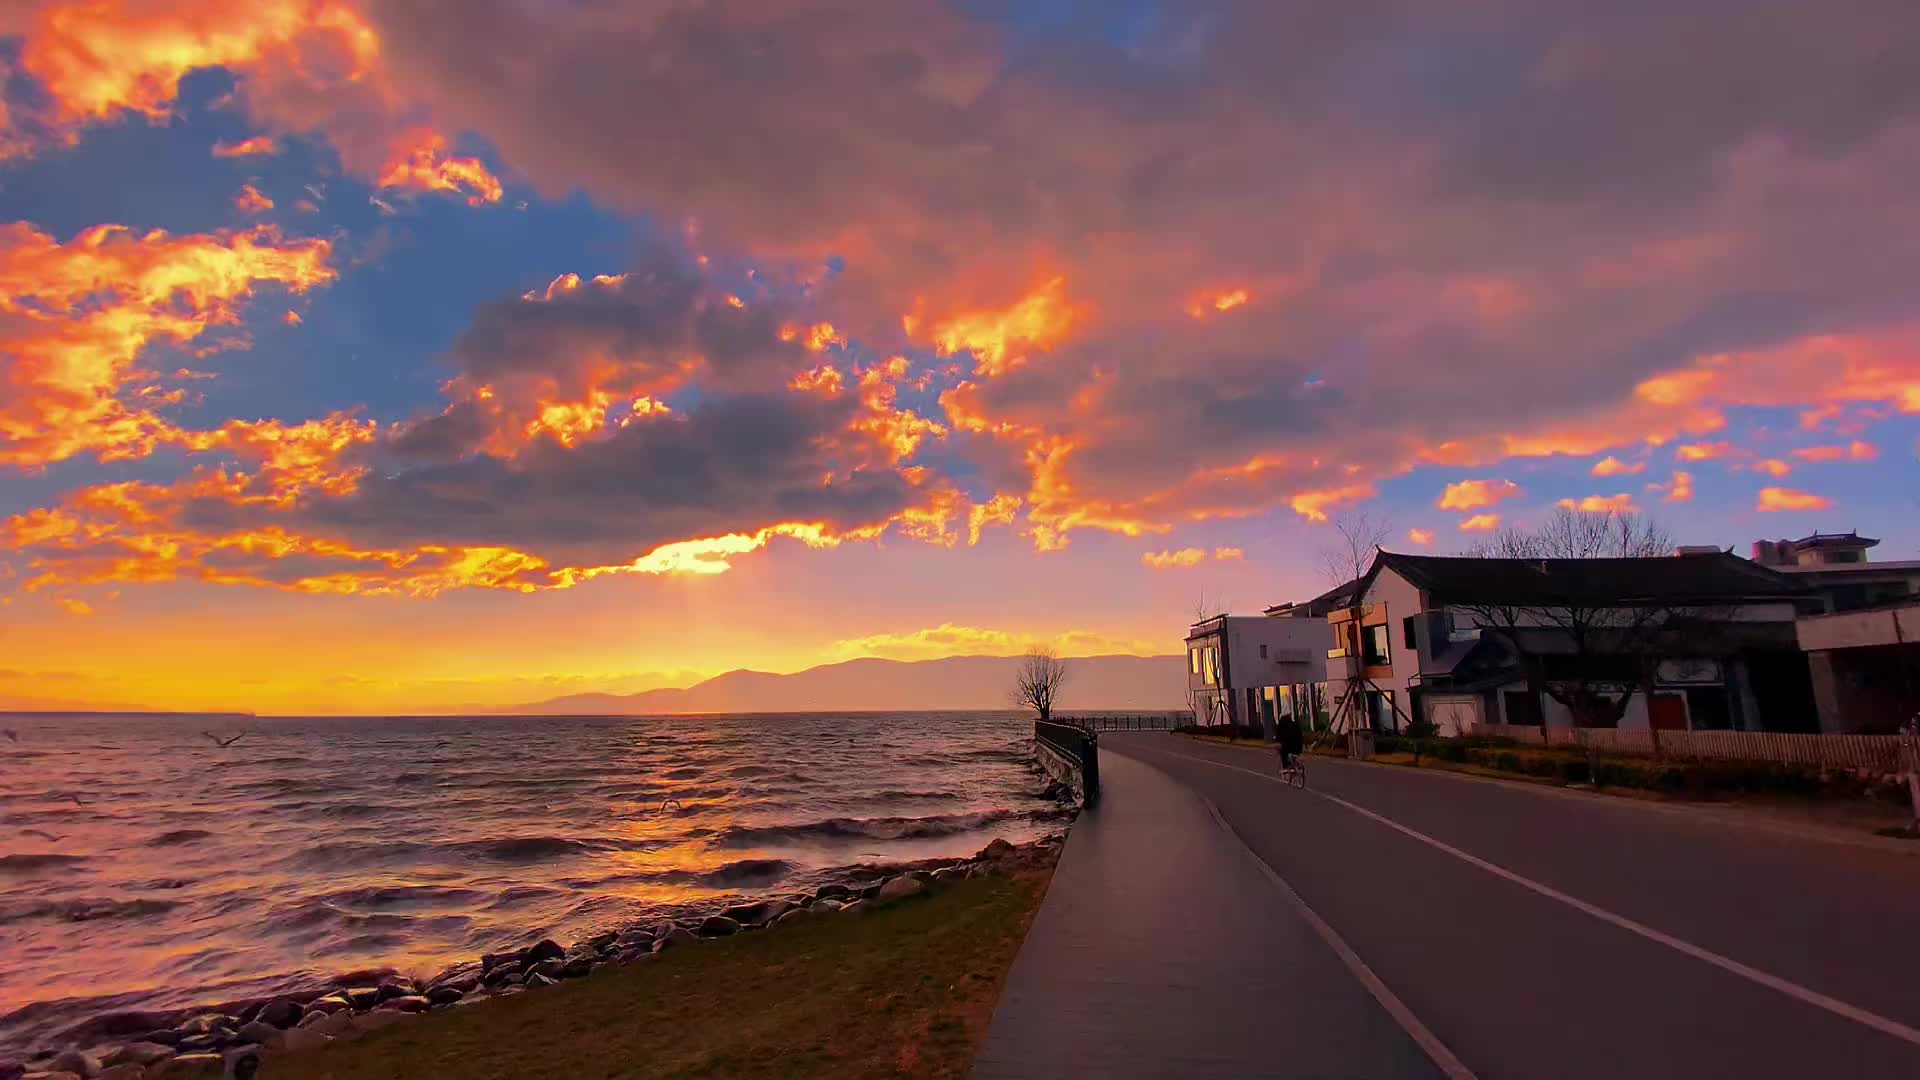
[0,222,335,469]
[1675,441,1734,462]
[921,277,1082,377]
[1792,441,1878,463]
[1185,287,1250,318]
[1407,528,1435,546]
[1557,493,1637,512]
[234,184,275,214]
[1750,459,1792,478]
[1142,548,1207,569]
[1647,470,1695,504]
[1436,478,1522,511]
[1289,483,1374,523]
[1756,487,1833,512]
[283,310,303,326]
[1590,455,1645,477]
[828,623,1162,662]
[1213,547,1244,561]
[1459,514,1501,532]
[212,135,279,158]
[966,494,1022,546]
[377,128,505,206]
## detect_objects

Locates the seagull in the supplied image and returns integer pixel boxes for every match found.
[202,731,248,748]
[657,797,685,814]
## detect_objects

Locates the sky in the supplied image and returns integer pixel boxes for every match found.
[1,0,1918,715]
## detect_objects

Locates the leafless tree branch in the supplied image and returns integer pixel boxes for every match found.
[1010,647,1069,723]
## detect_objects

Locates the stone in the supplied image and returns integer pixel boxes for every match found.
[524,939,565,964]
[150,1054,221,1077]
[582,931,617,952]
[696,915,740,937]
[839,900,865,915]
[613,930,652,948]
[133,1032,179,1048]
[480,950,527,974]
[932,866,962,882]
[278,1027,332,1054]
[651,925,698,953]
[614,947,649,965]
[102,1044,174,1068]
[295,1012,330,1030]
[255,1000,302,1030]
[98,1067,146,1080]
[858,881,883,900]
[234,1021,284,1050]
[772,908,810,927]
[342,987,382,1010]
[376,996,431,1014]
[48,1051,100,1078]
[719,899,792,926]
[174,1016,229,1038]
[425,986,464,1006]
[560,956,595,978]
[303,996,350,1015]
[812,883,851,901]
[482,962,524,987]
[171,1037,217,1055]
[981,837,1016,860]
[875,876,927,904]
[425,961,481,988]
[808,899,844,914]
[524,973,558,989]
[373,979,415,1002]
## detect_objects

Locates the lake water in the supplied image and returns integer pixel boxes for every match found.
[0,711,1064,1052]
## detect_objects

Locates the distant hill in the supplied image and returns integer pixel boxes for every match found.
[495,654,1188,715]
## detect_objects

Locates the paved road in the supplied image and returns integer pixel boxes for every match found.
[979,733,1920,1079]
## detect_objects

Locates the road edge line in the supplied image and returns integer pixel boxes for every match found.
[1157,744,1920,1053]
[1199,794,1479,1080]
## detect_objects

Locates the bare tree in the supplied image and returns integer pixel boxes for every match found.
[1189,587,1230,625]
[1458,508,1697,737]
[1011,648,1069,723]
[1316,510,1397,736]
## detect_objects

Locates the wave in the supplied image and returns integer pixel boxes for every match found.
[0,853,88,872]
[148,829,213,846]
[280,834,661,871]
[0,897,182,924]
[563,858,797,891]
[709,809,1052,848]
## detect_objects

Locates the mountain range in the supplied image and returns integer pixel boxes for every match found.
[494,653,1189,715]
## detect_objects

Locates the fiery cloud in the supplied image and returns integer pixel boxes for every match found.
[922,278,1081,378]
[1757,487,1833,512]
[1648,471,1695,504]
[1792,441,1878,463]
[212,136,279,158]
[1750,459,1792,478]
[1591,456,1645,477]
[1458,514,1501,532]
[828,623,1162,663]
[1675,442,1735,462]
[1437,479,1523,512]
[376,128,504,206]
[1186,287,1250,318]
[1557,493,1638,513]
[1407,528,1435,547]
[0,221,335,468]
[234,184,275,214]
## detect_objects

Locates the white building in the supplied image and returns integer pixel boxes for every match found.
[1185,611,1332,735]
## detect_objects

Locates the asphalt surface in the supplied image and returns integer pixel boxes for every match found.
[1039,734,1920,1079]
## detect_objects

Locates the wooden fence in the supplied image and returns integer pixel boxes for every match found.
[1472,722,1918,774]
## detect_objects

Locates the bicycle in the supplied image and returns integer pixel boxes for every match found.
[1276,749,1308,789]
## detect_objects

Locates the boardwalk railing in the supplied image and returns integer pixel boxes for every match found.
[1472,722,1918,774]
[1035,719,1101,805]
[1059,713,1184,733]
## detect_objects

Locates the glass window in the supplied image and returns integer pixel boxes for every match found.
[1259,643,1269,659]
[1190,648,1200,674]
[1363,624,1391,666]
[1402,615,1418,651]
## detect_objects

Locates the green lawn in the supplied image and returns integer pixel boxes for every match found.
[267,873,1049,1080]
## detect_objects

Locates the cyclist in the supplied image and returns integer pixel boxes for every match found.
[1276,712,1304,774]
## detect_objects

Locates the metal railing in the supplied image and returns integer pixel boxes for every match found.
[1035,719,1101,805]
[1473,722,1919,774]
[1059,713,1184,733]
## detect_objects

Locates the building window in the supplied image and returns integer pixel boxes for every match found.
[1259,643,1269,659]
[1190,648,1201,675]
[1362,624,1391,666]
[1204,647,1218,685]
[1366,689,1398,733]
[1402,616,1418,652]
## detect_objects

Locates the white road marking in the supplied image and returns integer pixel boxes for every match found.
[1200,794,1479,1080]
[1144,742,1920,1052]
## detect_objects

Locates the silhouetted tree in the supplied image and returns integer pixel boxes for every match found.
[1318,510,1397,735]
[1011,648,1069,723]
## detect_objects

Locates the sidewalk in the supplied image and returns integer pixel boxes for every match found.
[970,750,1441,1079]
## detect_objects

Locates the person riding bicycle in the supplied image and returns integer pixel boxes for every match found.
[1276,713,1304,772]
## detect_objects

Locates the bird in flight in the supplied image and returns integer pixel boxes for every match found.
[202,731,249,748]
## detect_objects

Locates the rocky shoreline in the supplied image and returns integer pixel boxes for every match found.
[2,834,1066,1080]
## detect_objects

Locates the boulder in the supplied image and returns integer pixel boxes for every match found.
[651,926,699,954]
[278,1027,332,1054]
[234,1021,284,1050]
[981,837,1016,860]
[772,908,810,927]
[425,986,464,1006]
[524,973,558,989]
[171,1036,219,1055]
[582,931,617,952]
[99,1067,146,1080]
[150,1054,221,1077]
[858,882,883,901]
[560,957,596,978]
[811,884,851,902]
[102,1044,174,1068]
[809,899,844,914]
[255,1000,302,1030]
[932,866,962,882]
[426,961,481,988]
[481,963,524,987]
[526,959,567,981]
[874,876,927,904]
[696,915,740,937]
[303,996,350,1014]
[719,899,792,926]
[296,1011,330,1030]
[524,939,565,964]
[614,947,649,965]
[373,979,415,1002]
[49,1050,101,1077]
[649,919,682,938]
[376,996,431,1014]
[342,987,383,1010]
[838,900,865,915]
[613,930,652,949]
[173,1016,229,1038]
[480,950,526,975]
